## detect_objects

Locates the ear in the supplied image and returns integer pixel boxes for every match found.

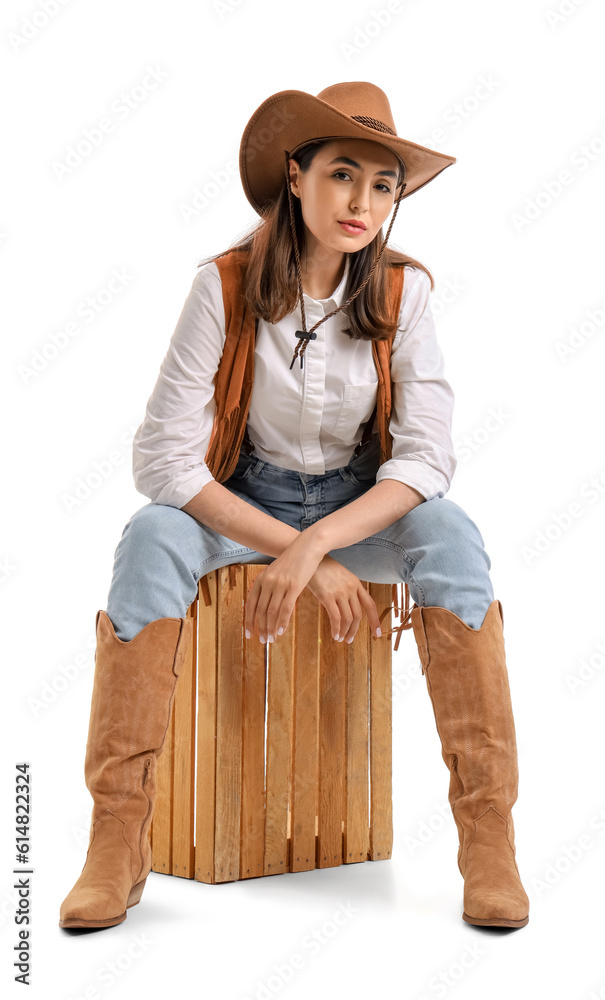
[288,157,301,199]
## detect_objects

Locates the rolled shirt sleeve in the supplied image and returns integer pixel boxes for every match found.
[132,264,225,508]
[375,266,457,501]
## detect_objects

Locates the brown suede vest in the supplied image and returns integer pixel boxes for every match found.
[204,249,405,483]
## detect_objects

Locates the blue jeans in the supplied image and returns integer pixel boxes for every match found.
[106,434,494,641]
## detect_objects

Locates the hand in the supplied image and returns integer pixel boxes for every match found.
[244,534,324,644]
[244,537,382,645]
[306,555,383,644]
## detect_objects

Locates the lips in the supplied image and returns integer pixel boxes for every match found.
[339,219,366,230]
[338,221,366,235]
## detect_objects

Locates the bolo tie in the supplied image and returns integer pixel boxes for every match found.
[283,146,406,371]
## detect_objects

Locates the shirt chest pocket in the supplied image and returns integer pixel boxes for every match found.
[331,382,378,442]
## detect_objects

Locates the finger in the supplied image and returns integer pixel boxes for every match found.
[360,591,382,638]
[244,582,260,640]
[332,596,354,644]
[255,585,271,643]
[257,585,286,644]
[263,590,285,644]
[320,598,341,642]
[275,594,295,639]
[341,594,363,644]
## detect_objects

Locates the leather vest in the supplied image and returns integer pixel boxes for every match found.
[204,249,405,484]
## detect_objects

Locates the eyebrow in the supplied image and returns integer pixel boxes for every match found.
[328,156,398,179]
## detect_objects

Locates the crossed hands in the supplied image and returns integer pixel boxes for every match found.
[244,533,383,645]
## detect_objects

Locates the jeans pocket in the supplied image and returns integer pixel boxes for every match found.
[226,450,254,481]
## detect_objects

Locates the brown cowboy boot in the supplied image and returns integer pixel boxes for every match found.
[410,599,529,928]
[59,610,193,929]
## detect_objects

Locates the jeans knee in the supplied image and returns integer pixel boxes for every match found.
[419,497,484,542]
[121,502,191,550]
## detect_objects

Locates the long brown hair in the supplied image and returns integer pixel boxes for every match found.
[197,139,434,342]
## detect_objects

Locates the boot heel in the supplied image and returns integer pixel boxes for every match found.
[127,877,147,909]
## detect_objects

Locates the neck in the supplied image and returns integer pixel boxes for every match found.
[300,245,347,300]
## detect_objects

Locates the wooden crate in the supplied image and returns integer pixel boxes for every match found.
[150,564,397,883]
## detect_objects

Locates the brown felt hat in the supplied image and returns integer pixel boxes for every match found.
[239,81,456,218]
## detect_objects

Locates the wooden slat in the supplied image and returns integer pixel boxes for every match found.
[171,600,197,877]
[214,566,244,882]
[264,602,294,877]
[369,583,393,861]
[344,582,370,864]
[195,570,218,883]
[240,565,267,880]
[317,604,346,868]
[291,587,320,873]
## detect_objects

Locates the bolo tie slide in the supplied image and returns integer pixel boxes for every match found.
[289,330,317,371]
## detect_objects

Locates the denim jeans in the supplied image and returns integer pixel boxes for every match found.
[106,433,494,641]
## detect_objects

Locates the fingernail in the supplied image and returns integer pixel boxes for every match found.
[334,634,339,641]
[347,637,354,644]
[260,635,266,644]
[245,629,251,639]
[338,636,344,642]
[268,634,274,643]
[277,627,284,636]
[376,627,382,637]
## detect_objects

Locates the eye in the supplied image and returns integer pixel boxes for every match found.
[332,171,391,194]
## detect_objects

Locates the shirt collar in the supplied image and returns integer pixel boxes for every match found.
[302,254,351,309]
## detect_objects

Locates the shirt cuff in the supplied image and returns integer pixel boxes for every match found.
[147,468,216,509]
[375,459,451,501]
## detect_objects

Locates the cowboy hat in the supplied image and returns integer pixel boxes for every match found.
[239,81,456,217]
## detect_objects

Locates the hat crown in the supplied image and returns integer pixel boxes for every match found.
[315,82,397,136]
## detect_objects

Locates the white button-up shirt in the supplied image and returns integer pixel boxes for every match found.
[132,255,457,508]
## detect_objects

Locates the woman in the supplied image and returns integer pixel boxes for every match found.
[59,82,529,931]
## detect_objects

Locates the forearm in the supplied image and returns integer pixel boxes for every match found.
[305,478,425,556]
[180,480,300,557]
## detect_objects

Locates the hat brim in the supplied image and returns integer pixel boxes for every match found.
[239,89,456,217]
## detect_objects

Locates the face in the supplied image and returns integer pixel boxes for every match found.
[288,138,403,264]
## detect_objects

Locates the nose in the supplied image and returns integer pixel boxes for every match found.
[349,183,372,214]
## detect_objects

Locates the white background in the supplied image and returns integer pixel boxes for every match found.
[2,0,605,996]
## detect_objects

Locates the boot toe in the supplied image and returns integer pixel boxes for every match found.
[60,884,127,928]
[463,884,529,925]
